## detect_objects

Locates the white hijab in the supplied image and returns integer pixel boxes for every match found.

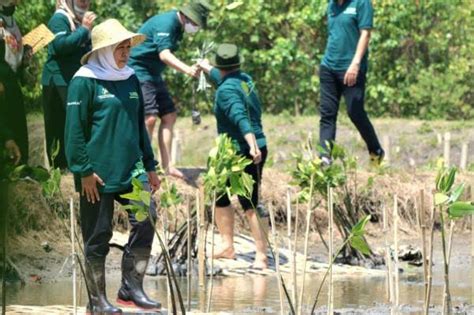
[74,42,135,81]
[56,0,79,31]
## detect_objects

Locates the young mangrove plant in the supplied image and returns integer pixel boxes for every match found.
[432,162,474,315]
[121,177,185,315]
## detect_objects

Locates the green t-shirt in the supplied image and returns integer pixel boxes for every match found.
[210,68,266,153]
[65,75,156,193]
[321,0,374,72]
[128,10,183,83]
[42,13,91,86]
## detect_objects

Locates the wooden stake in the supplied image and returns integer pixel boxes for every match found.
[269,203,285,315]
[206,191,217,313]
[382,204,394,305]
[382,135,391,165]
[286,188,296,308]
[298,176,314,314]
[419,190,428,314]
[186,197,192,312]
[460,143,468,170]
[425,198,436,314]
[443,132,451,167]
[393,195,400,310]
[70,198,77,315]
[327,186,334,315]
[197,187,206,288]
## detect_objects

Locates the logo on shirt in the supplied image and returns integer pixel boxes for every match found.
[156,32,170,37]
[129,92,139,99]
[67,101,81,106]
[344,7,357,15]
[98,87,115,100]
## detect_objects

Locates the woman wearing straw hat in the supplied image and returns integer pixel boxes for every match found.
[199,44,269,270]
[42,0,96,169]
[65,19,161,313]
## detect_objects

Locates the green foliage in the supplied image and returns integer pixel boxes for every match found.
[349,215,371,255]
[120,178,150,222]
[291,143,355,200]
[203,134,254,201]
[433,162,474,218]
[15,0,474,119]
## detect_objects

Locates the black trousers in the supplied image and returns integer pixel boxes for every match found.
[42,85,68,169]
[79,180,157,259]
[0,77,28,165]
[319,65,382,155]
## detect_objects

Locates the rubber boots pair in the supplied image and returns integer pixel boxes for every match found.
[116,247,161,310]
[85,258,122,314]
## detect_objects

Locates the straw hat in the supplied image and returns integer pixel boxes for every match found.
[80,19,146,65]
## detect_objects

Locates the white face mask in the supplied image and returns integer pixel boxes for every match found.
[184,22,199,34]
[73,1,87,18]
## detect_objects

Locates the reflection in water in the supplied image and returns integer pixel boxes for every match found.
[4,270,472,313]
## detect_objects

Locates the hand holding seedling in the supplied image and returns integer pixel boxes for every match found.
[81,173,105,203]
[187,63,201,78]
[5,140,21,165]
[147,171,161,193]
[198,59,212,74]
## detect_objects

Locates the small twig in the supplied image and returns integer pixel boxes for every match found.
[269,203,285,315]
[206,191,217,313]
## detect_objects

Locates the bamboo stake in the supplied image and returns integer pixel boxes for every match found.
[460,143,468,170]
[443,132,451,167]
[382,135,391,165]
[418,190,428,315]
[293,195,299,315]
[327,186,334,315]
[197,187,206,288]
[424,199,436,314]
[206,191,217,313]
[269,203,285,315]
[161,204,172,311]
[298,175,314,314]
[382,204,394,306]
[393,195,400,310]
[186,197,192,312]
[69,198,77,315]
[440,209,452,315]
[286,188,296,308]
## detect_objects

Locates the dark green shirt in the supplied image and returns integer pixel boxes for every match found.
[65,75,156,193]
[128,10,183,83]
[42,13,91,86]
[210,68,266,152]
[322,0,373,72]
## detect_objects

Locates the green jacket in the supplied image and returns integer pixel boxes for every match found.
[210,68,266,152]
[128,10,183,83]
[42,13,91,86]
[65,75,156,193]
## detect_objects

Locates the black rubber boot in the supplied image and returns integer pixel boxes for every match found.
[85,258,122,314]
[117,247,161,310]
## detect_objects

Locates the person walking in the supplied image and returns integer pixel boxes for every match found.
[42,0,96,169]
[200,44,269,269]
[65,19,161,313]
[319,0,384,164]
[128,0,211,179]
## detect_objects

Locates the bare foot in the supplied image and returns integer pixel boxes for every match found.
[212,247,236,260]
[252,254,268,269]
[167,167,185,179]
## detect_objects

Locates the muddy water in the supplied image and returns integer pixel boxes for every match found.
[5,267,472,314]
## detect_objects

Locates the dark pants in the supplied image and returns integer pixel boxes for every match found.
[79,181,157,259]
[0,77,28,165]
[42,85,68,169]
[319,65,382,155]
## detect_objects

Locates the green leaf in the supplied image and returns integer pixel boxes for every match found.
[226,1,243,11]
[448,201,474,218]
[435,193,449,205]
[448,183,465,203]
[351,215,371,236]
[131,177,143,190]
[120,192,142,201]
[443,167,457,192]
[139,190,151,207]
[135,210,148,222]
[350,235,371,255]
[122,204,138,211]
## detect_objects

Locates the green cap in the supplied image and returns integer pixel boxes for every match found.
[210,43,243,69]
[180,0,211,29]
